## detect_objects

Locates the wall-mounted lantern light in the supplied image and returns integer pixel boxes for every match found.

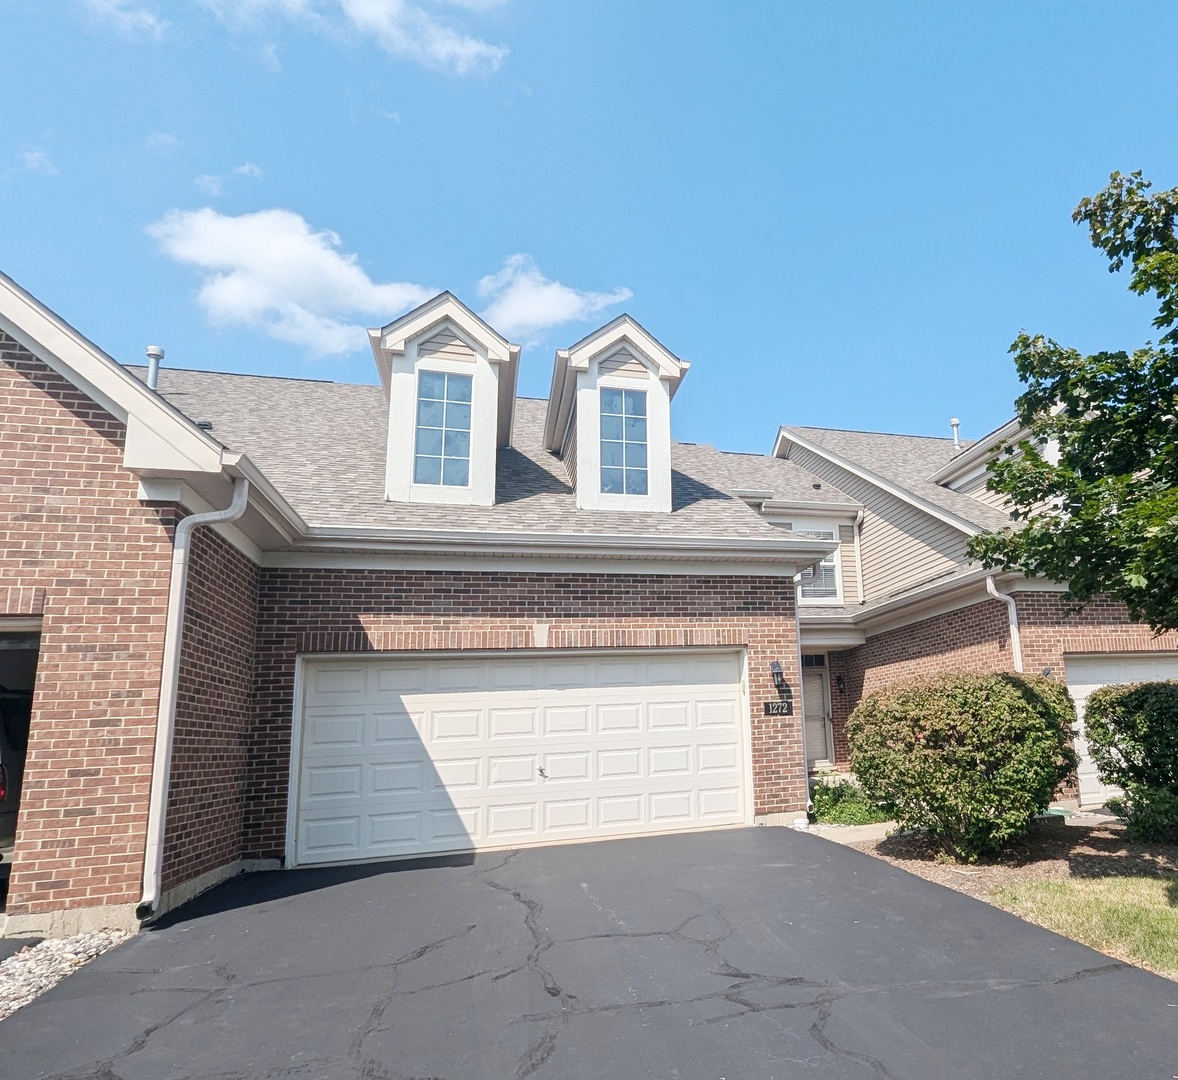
[835,674,846,694]
[765,661,794,716]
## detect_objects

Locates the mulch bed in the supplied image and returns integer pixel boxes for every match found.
[846,814,1178,903]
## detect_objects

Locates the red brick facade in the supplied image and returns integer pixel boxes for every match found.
[826,591,1178,768]
[162,527,259,893]
[1,338,174,917]
[244,569,805,859]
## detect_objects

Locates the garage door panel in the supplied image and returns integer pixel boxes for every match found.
[373,710,421,744]
[598,704,641,732]
[431,758,480,790]
[370,760,425,795]
[544,799,591,831]
[431,710,481,741]
[294,651,749,865]
[1066,653,1178,806]
[545,706,591,735]
[374,664,429,695]
[488,755,537,786]
[488,708,538,738]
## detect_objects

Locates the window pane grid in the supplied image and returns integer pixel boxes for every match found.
[414,372,472,487]
[797,529,838,599]
[600,388,648,495]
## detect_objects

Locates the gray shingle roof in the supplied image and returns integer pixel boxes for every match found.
[136,367,841,542]
[783,426,1014,533]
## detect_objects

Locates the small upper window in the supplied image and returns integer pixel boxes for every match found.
[414,371,472,487]
[600,388,648,495]
[797,529,838,599]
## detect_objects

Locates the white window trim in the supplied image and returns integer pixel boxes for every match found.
[573,353,672,513]
[789,517,843,605]
[412,368,474,491]
[385,325,499,507]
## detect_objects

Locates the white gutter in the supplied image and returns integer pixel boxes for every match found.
[986,575,1023,673]
[138,479,250,920]
[853,509,865,605]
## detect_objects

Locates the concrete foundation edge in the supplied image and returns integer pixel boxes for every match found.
[1,858,282,939]
[754,812,809,828]
[154,857,281,921]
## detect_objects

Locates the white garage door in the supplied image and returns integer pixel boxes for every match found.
[1065,653,1178,806]
[291,650,749,866]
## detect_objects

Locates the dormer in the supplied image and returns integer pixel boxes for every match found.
[543,315,689,513]
[369,293,520,507]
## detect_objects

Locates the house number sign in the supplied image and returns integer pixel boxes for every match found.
[763,700,793,717]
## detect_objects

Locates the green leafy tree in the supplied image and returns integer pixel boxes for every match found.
[968,172,1178,632]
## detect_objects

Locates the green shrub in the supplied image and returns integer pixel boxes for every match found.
[809,777,892,826]
[847,672,1078,862]
[1085,681,1178,842]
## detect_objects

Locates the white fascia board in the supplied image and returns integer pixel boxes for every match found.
[220,452,306,542]
[798,625,867,648]
[258,551,811,577]
[137,479,263,563]
[0,272,223,475]
[374,293,516,366]
[774,427,982,538]
[565,315,687,385]
[294,525,836,562]
[543,350,576,451]
[760,499,862,516]
[927,418,1025,484]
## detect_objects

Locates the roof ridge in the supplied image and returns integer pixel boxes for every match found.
[124,363,346,387]
[788,423,968,444]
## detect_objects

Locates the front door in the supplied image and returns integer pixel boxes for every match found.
[802,669,830,768]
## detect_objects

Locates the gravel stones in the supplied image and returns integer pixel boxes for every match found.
[0,929,128,1020]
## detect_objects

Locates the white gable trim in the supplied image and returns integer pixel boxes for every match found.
[0,272,224,476]
[773,427,982,538]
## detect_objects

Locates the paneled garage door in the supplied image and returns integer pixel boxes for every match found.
[290,650,749,865]
[1065,653,1178,806]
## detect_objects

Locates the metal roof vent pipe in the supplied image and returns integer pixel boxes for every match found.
[146,345,165,390]
[950,417,961,449]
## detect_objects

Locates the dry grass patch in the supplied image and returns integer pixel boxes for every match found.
[991,876,1178,980]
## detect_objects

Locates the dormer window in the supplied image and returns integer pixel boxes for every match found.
[369,293,520,508]
[414,371,472,487]
[600,388,648,495]
[543,315,689,513]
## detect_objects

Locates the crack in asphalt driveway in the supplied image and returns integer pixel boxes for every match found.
[7,828,1173,1080]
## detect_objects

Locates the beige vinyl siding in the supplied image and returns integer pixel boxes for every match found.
[955,469,1013,512]
[598,350,648,378]
[838,523,858,602]
[786,446,968,600]
[418,328,476,361]
[561,407,578,490]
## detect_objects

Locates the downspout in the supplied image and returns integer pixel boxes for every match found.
[986,575,1023,673]
[137,479,250,920]
[852,509,865,604]
[793,576,811,815]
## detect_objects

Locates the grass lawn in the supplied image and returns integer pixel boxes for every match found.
[848,816,1178,982]
[992,875,1178,980]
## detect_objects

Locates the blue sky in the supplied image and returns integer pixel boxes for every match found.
[3,1,1177,453]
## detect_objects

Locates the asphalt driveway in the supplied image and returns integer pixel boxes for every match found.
[1,827,1176,1080]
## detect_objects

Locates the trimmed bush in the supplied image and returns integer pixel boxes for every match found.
[847,672,1078,862]
[809,776,892,826]
[1084,681,1178,842]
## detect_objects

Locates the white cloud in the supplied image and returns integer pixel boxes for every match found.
[18,148,59,176]
[340,0,506,73]
[80,0,167,39]
[144,131,183,153]
[194,173,225,196]
[477,255,632,342]
[198,0,506,75]
[148,207,433,356]
[382,109,402,122]
[234,161,265,178]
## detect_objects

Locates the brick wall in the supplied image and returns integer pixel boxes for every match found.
[162,526,259,893]
[827,591,1178,768]
[1,337,174,916]
[245,569,804,858]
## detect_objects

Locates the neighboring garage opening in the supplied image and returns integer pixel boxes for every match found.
[289,648,751,867]
[0,630,38,910]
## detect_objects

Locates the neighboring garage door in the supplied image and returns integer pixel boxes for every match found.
[1065,653,1178,806]
[291,650,749,865]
